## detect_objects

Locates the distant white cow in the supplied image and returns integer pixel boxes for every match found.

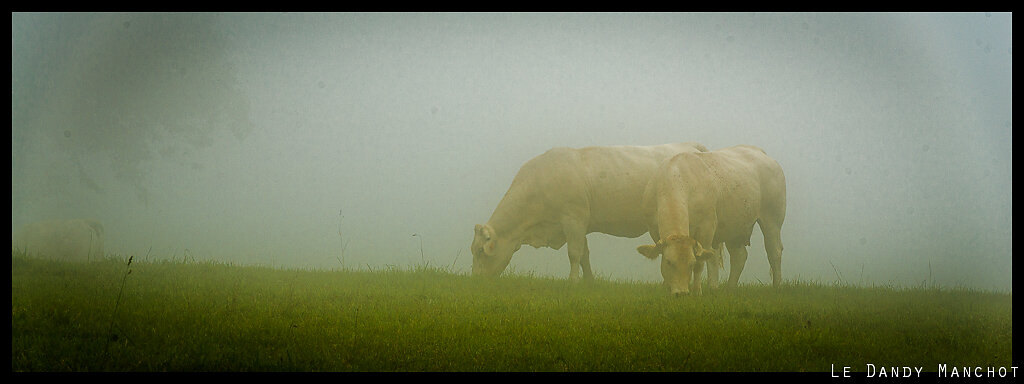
[636,145,787,295]
[12,219,105,262]
[472,142,709,280]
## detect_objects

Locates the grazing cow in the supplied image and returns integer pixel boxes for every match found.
[636,145,786,295]
[12,219,105,262]
[472,142,709,280]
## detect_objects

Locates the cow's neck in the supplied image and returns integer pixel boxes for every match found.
[487,187,540,245]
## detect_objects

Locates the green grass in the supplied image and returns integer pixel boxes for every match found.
[10,252,1012,372]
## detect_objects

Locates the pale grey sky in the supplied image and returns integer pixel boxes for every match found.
[11,13,1012,291]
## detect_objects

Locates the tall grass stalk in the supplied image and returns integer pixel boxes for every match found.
[828,259,844,285]
[450,248,461,272]
[337,210,351,268]
[107,253,136,339]
[412,233,424,265]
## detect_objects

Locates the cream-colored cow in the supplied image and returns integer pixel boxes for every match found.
[12,219,105,262]
[472,142,709,280]
[637,145,786,295]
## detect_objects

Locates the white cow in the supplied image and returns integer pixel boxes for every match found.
[12,219,105,262]
[472,142,709,280]
[636,145,786,295]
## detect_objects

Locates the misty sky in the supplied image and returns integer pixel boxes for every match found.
[11,13,1012,291]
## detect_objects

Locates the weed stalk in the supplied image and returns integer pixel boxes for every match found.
[412,233,424,265]
[828,259,843,286]
[450,248,461,272]
[108,250,139,339]
[338,210,350,268]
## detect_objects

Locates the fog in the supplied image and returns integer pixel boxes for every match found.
[11,13,1012,291]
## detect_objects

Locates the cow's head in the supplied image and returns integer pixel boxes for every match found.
[471,224,520,277]
[637,234,715,295]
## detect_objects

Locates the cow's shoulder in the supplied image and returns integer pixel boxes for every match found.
[731,144,767,154]
[526,146,580,166]
[666,150,707,170]
[677,142,710,152]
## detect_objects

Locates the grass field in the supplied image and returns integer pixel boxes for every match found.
[10,252,1013,372]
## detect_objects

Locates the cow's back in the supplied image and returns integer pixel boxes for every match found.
[701,145,786,244]
[578,143,706,237]
[495,143,706,239]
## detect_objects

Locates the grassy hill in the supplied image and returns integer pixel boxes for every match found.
[10,253,1012,372]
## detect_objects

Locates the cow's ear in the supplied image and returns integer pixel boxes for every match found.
[477,224,494,241]
[483,238,496,256]
[637,243,662,259]
[477,224,497,256]
[694,241,715,262]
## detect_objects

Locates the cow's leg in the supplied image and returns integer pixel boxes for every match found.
[565,238,591,281]
[562,219,591,281]
[725,241,748,287]
[760,220,784,287]
[691,257,705,295]
[580,239,593,280]
[706,243,723,290]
